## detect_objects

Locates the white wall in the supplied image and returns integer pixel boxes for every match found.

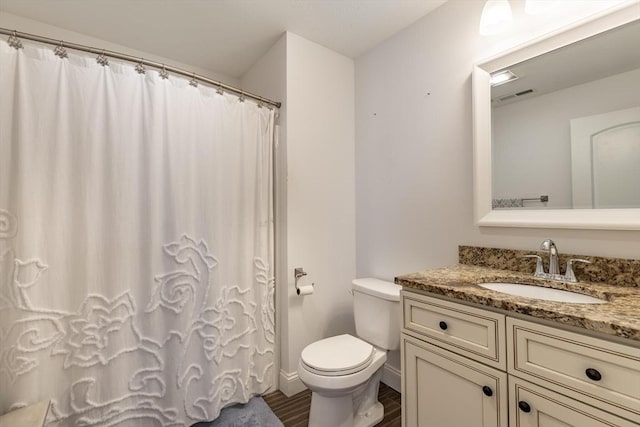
[0,11,239,87]
[356,0,640,278]
[356,0,481,281]
[356,1,640,372]
[284,32,356,394]
[242,32,356,396]
[492,68,640,208]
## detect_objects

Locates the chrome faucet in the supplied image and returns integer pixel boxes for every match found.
[540,239,559,275]
[525,239,591,283]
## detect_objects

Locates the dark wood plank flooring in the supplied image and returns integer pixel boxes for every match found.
[264,383,401,427]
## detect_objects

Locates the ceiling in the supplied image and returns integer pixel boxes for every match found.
[0,0,447,78]
[491,19,640,106]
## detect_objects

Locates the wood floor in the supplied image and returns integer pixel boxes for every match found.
[264,383,401,427]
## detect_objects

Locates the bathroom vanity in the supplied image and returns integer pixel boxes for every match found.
[397,246,640,427]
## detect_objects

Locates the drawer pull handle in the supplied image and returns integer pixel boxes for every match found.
[482,386,493,397]
[585,368,602,381]
[438,321,448,330]
[518,401,531,413]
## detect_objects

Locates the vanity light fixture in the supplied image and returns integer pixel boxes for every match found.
[479,0,513,36]
[490,70,519,86]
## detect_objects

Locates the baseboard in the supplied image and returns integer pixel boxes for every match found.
[381,362,401,393]
[278,370,307,397]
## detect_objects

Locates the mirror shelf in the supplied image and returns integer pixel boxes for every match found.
[473,4,640,230]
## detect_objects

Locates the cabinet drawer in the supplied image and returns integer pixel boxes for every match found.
[507,317,640,422]
[402,291,506,369]
[510,376,637,427]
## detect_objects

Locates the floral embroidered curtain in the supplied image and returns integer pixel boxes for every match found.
[0,40,275,426]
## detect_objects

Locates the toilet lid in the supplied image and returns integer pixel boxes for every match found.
[301,334,374,376]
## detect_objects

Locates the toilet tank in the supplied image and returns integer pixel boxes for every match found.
[352,278,402,351]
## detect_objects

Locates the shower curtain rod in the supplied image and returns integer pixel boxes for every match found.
[0,28,282,109]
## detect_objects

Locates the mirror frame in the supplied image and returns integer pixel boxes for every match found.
[472,4,640,230]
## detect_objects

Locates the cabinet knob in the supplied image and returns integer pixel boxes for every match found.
[518,401,531,413]
[482,386,493,397]
[585,368,602,381]
[438,321,448,330]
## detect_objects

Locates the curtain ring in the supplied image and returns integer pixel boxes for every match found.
[159,64,169,80]
[8,30,23,49]
[135,58,146,74]
[96,49,108,66]
[54,40,68,59]
[189,72,198,87]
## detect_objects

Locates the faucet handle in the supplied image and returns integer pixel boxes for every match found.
[523,254,544,276]
[564,258,591,283]
[540,239,556,251]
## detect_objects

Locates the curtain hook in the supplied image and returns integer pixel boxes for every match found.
[8,30,23,50]
[135,58,146,74]
[239,90,246,103]
[96,49,108,66]
[189,72,198,87]
[54,40,68,59]
[216,81,224,96]
[159,64,169,80]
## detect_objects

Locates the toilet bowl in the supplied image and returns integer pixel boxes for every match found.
[297,278,401,427]
[298,335,387,427]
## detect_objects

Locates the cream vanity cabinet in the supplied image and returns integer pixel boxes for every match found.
[402,292,508,427]
[401,291,640,427]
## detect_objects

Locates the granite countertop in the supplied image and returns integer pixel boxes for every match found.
[396,264,640,342]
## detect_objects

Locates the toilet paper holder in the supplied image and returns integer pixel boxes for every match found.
[294,267,314,295]
[294,267,307,280]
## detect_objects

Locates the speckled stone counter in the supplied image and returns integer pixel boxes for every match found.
[396,264,640,342]
[459,245,640,287]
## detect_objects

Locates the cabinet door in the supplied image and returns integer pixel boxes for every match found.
[510,377,638,427]
[402,334,507,427]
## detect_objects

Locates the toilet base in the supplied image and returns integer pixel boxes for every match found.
[308,392,354,427]
[307,394,384,427]
[307,366,385,427]
[354,401,383,427]
[354,367,384,427]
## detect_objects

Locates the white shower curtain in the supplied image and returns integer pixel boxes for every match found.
[0,40,275,426]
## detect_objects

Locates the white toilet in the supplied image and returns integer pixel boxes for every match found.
[297,278,402,427]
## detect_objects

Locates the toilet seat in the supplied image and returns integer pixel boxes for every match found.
[301,334,374,377]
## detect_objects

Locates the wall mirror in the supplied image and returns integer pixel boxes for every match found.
[473,4,640,230]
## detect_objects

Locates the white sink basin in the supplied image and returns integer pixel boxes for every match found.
[478,282,606,304]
